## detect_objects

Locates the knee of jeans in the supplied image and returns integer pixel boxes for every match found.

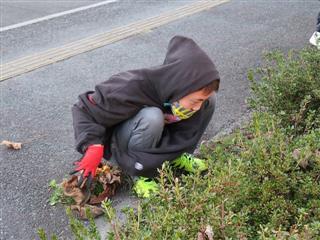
[139,107,164,131]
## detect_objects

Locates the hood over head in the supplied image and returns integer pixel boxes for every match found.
[146,35,220,103]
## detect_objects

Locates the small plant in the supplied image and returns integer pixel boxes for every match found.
[48,179,75,206]
[37,228,58,240]
[102,199,123,239]
[92,181,104,196]
[66,207,102,240]
[48,179,63,206]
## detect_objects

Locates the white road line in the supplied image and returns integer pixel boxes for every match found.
[0,0,118,32]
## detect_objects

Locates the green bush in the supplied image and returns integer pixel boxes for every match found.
[119,113,320,239]
[248,48,320,135]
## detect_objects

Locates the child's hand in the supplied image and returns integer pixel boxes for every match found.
[70,144,104,187]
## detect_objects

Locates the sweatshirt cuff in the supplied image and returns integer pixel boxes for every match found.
[79,140,104,154]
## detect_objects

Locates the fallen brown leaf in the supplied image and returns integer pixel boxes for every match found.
[205,225,214,240]
[96,165,111,175]
[62,176,89,205]
[292,148,301,159]
[61,162,122,219]
[197,232,205,240]
[1,140,22,150]
[197,225,214,240]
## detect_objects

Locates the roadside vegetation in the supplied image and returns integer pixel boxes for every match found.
[39,47,320,239]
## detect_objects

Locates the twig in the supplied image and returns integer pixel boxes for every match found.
[220,200,226,238]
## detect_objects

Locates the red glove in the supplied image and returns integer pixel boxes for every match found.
[72,144,104,181]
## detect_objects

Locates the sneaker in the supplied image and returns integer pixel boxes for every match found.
[132,177,159,198]
[171,153,208,173]
[309,31,320,49]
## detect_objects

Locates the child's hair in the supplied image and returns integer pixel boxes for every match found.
[201,79,220,94]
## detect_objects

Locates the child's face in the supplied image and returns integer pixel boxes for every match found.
[178,89,215,112]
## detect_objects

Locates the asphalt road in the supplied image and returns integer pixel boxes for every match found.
[1,0,195,62]
[1,1,319,239]
[1,0,104,27]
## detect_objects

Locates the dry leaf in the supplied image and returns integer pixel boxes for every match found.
[1,140,22,150]
[205,225,214,240]
[62,176,89,205]
[299,158,310,169]
[96,165,111,175]
[60,162,122,219]
[292,149,300,159]
[197,232,205,240]
[89,166,121,204]
[292,149,313,169]
[197,225,214,240]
